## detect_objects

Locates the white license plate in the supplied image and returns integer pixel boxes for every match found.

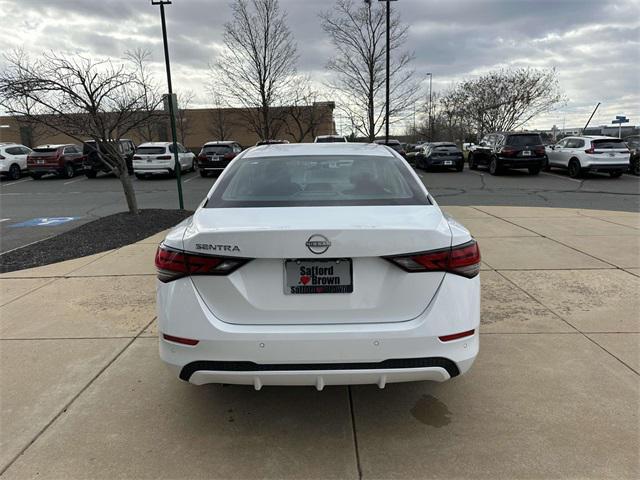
[522,151,531,156]
[211,156,220,162]
[444,160,453,165]
[37,159,45,164]
[284,259,353,294]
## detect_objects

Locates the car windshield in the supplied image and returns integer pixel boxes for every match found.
[592,139,627,149]
[506,135,542,146]
[32,148,57,153]
[203,145,233,154]
[434,144,458,150]
[136,146,166,155]
[206,155,429,208]
[316,137,346,143]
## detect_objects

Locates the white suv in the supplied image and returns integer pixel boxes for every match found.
[132,142,196,179]
[547,136,630,178]
[0,143,32,180]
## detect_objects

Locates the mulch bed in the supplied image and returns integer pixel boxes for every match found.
[0,209,193,273]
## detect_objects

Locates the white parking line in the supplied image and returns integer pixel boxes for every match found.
[63,177,87,185]
[0,178,31,188]
[183,175,198,184]
[0,218,10,223]
[540,171,582,183]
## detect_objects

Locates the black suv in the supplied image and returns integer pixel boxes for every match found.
[468,132,546,175]
[83,139,135,178]
[624,135,640,176]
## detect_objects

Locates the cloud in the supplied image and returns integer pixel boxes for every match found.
[1,0,638,129]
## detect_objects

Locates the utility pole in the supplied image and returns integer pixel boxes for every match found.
[152,0,184,210]
[426,73,433,141]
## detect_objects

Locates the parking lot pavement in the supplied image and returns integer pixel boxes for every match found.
[0,206,638,479]
[1,167,638,254]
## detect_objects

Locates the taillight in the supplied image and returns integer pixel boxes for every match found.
[439,329,475,342]
[223,153,233,160]
[385,240,481,278]
[534,147,545,156]
[162,333,199,346]
[500,147,517,157]
[154,244,251,282]
[198,153,207,160]
[157,155,172,160]
[585,142,595,154]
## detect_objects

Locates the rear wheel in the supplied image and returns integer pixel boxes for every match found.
[63,163,75,179]
[631,158,640,176]
[528,167,540,175]
[455,161,464,172]
[609,171,623,178]
[468,153,478,170]
[489,157,501,175]
[568,159,582,178]
[8,163,21,180]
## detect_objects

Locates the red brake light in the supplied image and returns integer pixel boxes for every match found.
[534,147,545,155]
[157,155,172,160]
[439,329,475,342]
[162,334,199,346]
[385,240,481,278]
[500,147,517,157]
[155,245,251,282]
[198,153,207,160]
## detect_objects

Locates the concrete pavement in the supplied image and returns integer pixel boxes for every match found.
[0,206,638,479]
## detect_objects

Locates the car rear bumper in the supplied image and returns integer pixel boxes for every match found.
[496,156,546,168]
[584,163,629,172]
[425,157,464,166]
[28,166,64,174]
[158,272,480,388]
[134,167,172,174]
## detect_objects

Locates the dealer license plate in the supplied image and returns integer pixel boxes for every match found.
[284,259,353,294]
[522,150,531,156]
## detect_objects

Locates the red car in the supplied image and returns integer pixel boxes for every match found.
[28,144,86,179]
[197,141,242,177]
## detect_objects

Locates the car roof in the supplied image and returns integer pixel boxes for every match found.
[35,144,75,149]
[567,135,622,140]
[242,143,395,158]
[203,141,237,146]
[430,142,457,146]
[137,142,173,147]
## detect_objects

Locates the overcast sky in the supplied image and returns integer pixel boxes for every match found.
[1,0,638,132]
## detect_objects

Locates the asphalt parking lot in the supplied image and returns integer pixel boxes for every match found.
[1,166,638,254]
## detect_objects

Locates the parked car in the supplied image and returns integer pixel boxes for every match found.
[314,135,348,143]
[374,139,407,158]
[416,142,464,172]
[27,144,86,179]
[132,142,196,179]
[405,143,424,165]
[197,141,242,177]
[467,132,546,175]
[546,136,630,178]
[256,139,290,146]
[155,143,480,388]
[83,139,135,178]
[624,135,640,176]
[0,143,31,180]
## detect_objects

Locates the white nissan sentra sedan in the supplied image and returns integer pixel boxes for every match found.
[156,143,480,390]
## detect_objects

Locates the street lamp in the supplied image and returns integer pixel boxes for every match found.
[366,0,397,143]
[426,73,432,141]
[151,0,184,210]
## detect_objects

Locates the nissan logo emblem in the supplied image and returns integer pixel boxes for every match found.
[306,234,331,254]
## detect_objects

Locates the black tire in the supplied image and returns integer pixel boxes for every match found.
[191,159,197,173]
[8,163,21,180]
[63,163,75,179]
[609,171,623,178]
[631,158,640,176]
[489,157,501,175]
[528,167,540,175]
[31,173,42,180]
[199,169,208,177]
[568,159,582,178]
[543,158,551,172]
[85,169,98,179]
[468,153,478,170]
[455,161,464,172]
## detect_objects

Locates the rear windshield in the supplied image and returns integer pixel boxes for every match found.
[506,134,542,147]
[203,145,233,154]
[32,148,58,153]
[316,137,346,143]
[206,155,429,208]
[433,144,458,150]
[592,139,627,149]
[136,146,167,155]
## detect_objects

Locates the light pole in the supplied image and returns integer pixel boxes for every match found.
[426,72,432,141]
[151,0,184,210]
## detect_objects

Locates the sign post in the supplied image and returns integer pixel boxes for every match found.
[612,115,629,139]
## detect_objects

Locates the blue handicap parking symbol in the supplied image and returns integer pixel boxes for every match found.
[9,217,80,227]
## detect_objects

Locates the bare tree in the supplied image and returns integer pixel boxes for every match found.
[0,50,162,214]
[125,48,162,143]
[282,80,326,142]
[320,0,419,141]
[213,0,298,140]
[207,91,232,141]
[443,68,565,137]
[176,90,195,146]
